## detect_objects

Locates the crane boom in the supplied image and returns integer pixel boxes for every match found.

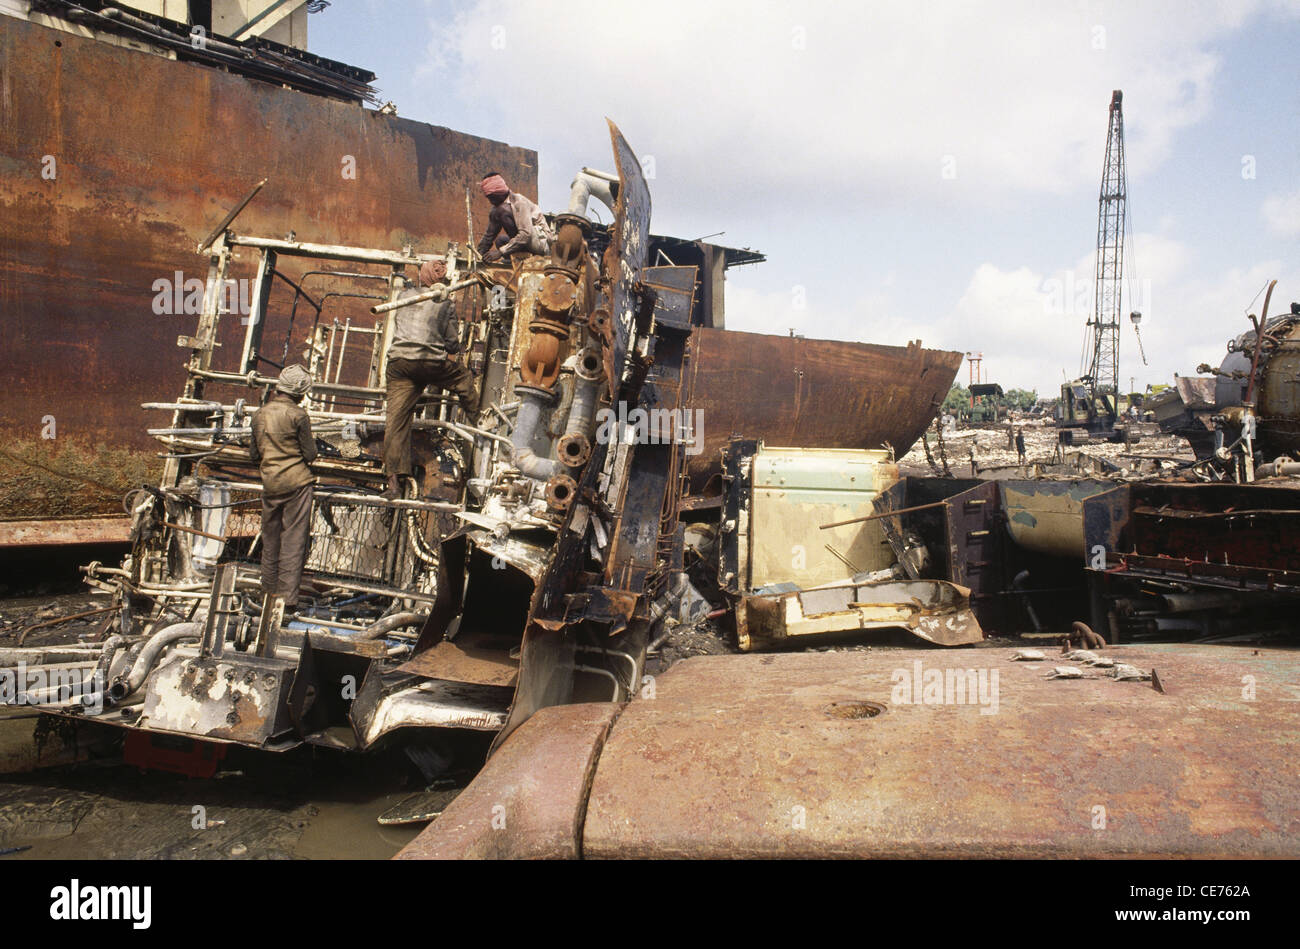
[1083,89,1127,426]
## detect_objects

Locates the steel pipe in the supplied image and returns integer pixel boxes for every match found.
[108,623,202,703]
[370,279,478,314]
[360,612,428,640]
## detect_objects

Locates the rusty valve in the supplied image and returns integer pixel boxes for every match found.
[519,318,570,390]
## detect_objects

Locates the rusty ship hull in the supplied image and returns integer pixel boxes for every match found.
[685,330,962,489]
[0,11,960,542]
[0,12,536,540]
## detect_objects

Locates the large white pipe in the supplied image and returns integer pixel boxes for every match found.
[568,170,617,218]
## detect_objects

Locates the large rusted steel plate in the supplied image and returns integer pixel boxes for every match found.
[0,517,131,546]
[582,646,1300,857]
[395,702,620,860]
[398,640,519,688]
[605,119,651,398]
[685,331,963,491]
[0,15,537,524]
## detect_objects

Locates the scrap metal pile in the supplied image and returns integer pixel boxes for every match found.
[8,119,1297,771]
[3,122,701,753]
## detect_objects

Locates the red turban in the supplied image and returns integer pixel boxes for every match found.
[479,174,509,197]
[419,258,447,287]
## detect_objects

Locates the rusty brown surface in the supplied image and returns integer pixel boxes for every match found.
[684,330,963,490]
[395,701,620,860]
[582,646,1300,857]
[0,435,162,522]
[0,15,536,524]
[398,640,519,688]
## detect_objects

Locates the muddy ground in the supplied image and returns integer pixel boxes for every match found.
[0,545,470,860]
[0,746,441,860]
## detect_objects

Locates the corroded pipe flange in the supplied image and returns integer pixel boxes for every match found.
[574,346,605,383]
[556,433,592,469]
[544,474,578,512]
[537,271,579,316]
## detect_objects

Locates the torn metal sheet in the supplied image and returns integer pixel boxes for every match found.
[736,578,983,650]
[398,640,519,688]
[361,680,513,745]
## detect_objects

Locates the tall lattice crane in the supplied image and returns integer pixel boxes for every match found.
[1081,89,1127,428]
[1062,89,1138,437]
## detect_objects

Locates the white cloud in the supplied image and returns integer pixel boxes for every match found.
[405,0,1299,399]
[1262,190,1300,239]
[420,0,1283,218]
[931,243,1299,395]
[724,272,931,350]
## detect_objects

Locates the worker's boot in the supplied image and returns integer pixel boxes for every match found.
[382,473,401,500]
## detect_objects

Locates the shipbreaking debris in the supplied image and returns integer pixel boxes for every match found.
[5,121,682,754]
[1010,649,1046,661]
[2,120,966,763]
[716,441,983,650]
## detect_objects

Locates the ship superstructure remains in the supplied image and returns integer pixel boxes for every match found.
[8,123,709,753]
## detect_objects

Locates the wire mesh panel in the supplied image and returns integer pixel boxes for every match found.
[306,497,392,581]
[174,483,440,595]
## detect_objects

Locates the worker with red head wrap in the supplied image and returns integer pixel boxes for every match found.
[382,255,479,498]
[476,172,554,262]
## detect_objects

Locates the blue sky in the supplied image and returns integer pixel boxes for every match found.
[311,0,1300,396]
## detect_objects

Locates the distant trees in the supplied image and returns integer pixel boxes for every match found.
[940,384,1039,420]
[1004,388,1038,412]
[942,384,971,415]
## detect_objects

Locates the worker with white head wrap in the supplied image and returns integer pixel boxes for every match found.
[249,364,317,607]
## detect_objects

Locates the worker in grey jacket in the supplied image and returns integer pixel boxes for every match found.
[383,258,479,498]
[249,365,316,608]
